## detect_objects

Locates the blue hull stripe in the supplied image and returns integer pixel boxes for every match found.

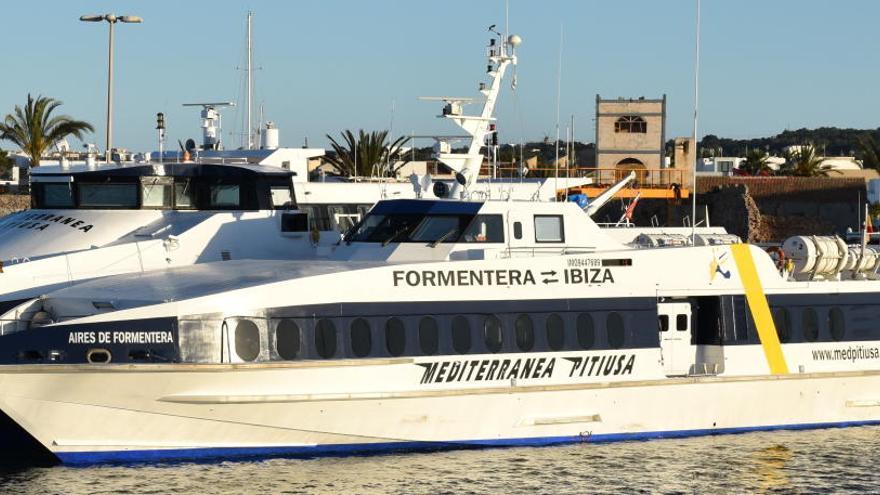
[55,418,880,465]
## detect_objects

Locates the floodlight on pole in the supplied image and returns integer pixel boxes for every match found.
[79,13,142,163]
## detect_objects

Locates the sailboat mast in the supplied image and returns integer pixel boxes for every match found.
[246,12,254,150]
[690,0,701,239]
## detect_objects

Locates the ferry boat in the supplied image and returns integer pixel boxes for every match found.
[0,31,594,307]
[1,182,880,464]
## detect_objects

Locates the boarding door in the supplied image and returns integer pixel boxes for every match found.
[657,302,693,376]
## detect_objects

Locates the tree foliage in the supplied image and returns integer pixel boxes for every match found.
[323,130,411,178]
[0,149,12,179]
[0,94,93,167]
[738,148,772,176]
[778,144,838,177]
[858,134,880,170]
[696,127,880,159]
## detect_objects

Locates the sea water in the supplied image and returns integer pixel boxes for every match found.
[1,426,878,494]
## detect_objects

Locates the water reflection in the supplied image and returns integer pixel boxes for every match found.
[1,427,880,494]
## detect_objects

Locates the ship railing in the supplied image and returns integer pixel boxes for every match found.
[500,246,596,258]
[488,166,688,187]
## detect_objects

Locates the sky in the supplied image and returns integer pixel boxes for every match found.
[1,0,879,154]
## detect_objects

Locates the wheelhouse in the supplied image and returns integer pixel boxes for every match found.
[29,163,297,211]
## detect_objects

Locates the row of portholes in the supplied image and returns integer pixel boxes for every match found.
[233,312,629,362]
[773,306,845,343]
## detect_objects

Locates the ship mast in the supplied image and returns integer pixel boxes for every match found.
[420,27,520,199]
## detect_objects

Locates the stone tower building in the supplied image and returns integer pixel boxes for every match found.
[595,95,666,172]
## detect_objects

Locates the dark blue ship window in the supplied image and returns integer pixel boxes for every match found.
[773,308,791,343]
[515,314,534,351]
[419,317,439,355]
[315,319,337,359]
[350,318,372,358]
[829,307,845,341]
[275,319,301,360]
[385,317,406,357]
[607,312,625,349]
[546,314,565,351]
[802,308,819,342]
[452,316,471,354]
[483,315,503,353]
[577,313,595,349]
[234,319,261,362]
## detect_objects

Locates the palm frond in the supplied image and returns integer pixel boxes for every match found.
[0,94,93,166]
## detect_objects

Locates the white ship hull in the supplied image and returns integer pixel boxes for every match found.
[2,352,880,464]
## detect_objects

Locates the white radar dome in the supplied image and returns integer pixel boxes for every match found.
[507,34,522,47]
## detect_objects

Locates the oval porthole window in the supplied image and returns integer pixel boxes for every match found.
[576,313,595,349]
[315,319,337,359]
[452,316,472,354]
[829,307,845,341]
[607,312,625,349]
[275,319,301,360]
[419,317,439,355]
[802,308,818,343]
[350,318,372,358]
[546,313,565,351]
[515,314,534,352]
[235,319,261,362]
[774,308,791,343]
[483,315,503,353]
[385,317,406,357]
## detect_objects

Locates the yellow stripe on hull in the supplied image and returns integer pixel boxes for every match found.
[730,244,789,375]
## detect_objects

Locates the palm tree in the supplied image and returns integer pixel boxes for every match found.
[324,129,410,178]
[0,149,12,179]
[778,144,838,177]
[738,148,772,176]
[858,134,880,170]
[0,94,94,167]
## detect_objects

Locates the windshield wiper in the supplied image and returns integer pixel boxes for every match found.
[429,228,458,248]
[381,228,409,247]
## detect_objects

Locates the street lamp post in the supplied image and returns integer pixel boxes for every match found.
[80,14,142,163]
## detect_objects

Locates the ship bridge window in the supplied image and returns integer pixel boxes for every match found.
[409,216,467,243]
[346,213,476,244]
[328,205,365,233]
[534,215,564,243]
[174,179,195,209]
[462,215,504,243]
[271,186,293,209]
[141,177,173,208]
[208,184,241,208]
[38,183,75,208]
[78,183,139,208]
